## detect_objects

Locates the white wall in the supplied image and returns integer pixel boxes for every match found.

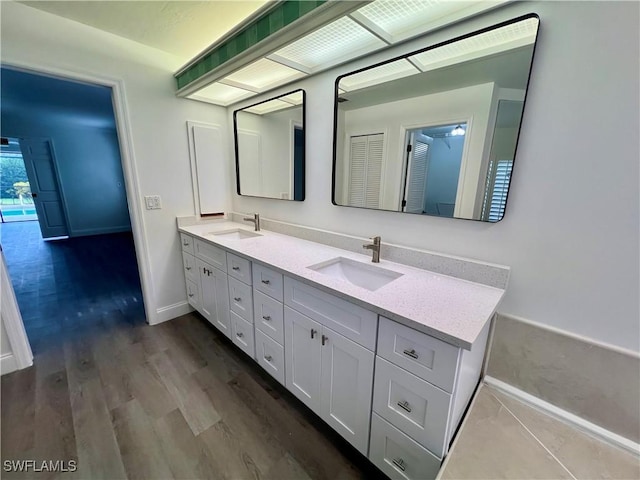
[1,114,131,236]
[0,321,11,356]
[232,1,640,352]
[0,2,231,321]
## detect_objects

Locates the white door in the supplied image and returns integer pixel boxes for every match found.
[237,130,261,196]
[284,306,322,412]
[198,260,231,339]
[319,327,374,455]
[19,138,68,238]
[402,133,432,214]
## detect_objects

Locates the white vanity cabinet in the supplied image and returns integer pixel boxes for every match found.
[369,317,490,479]
[227,252,255,358]
[284,278,376,455]
[195,247,231,339]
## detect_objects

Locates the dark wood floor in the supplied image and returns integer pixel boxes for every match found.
[1,222,379,480]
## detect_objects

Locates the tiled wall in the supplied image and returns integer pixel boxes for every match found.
[487,313,640,443]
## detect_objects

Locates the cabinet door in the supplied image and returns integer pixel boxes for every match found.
[186,277,201,311]
[320,327,374,455]
[284,306,322,412]
[198,259,231,339]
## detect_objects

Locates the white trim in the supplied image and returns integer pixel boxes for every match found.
[153,301,193,325]
[0,353,19,376]
[496,312,640,359]
[70,225,132,237]
[1,252,33,372]
[2,60,157,326]
[484,376,640,457]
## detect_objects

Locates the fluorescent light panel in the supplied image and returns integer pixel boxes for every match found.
[189,82,254,106]
[244,99,292,115]
[224,58,306,90]
[273,16,386,70]
[339,58,419,92]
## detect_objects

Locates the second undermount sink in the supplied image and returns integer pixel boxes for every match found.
[307,257,403,291]
[209,228,262,240]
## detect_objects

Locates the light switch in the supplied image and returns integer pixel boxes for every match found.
[144,195,162,210]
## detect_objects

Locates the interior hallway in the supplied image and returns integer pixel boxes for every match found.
[0,221,373,479]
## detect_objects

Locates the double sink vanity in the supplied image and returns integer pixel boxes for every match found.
[177,218,505,480]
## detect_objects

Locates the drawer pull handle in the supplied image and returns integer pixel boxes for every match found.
[403,348,419,359]
[261,279,271,285]
[397,400,412,413]
[237,332,244,338]
[322,334,328,346]
[186,266,191,270]
[392,458,406,472]
[262,315,271,321]
[188,293,194,298]
[311,329,317,339]
[234,297,241,302]
[183,241,189,246]
[232,266,240,271]
[264,355,272,362]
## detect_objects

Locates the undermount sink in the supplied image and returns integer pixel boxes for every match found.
[209,228,262,240]
[307,257,403,291]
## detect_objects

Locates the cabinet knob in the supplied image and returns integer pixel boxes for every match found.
[392,458,406,472]
[403,348,419,359]
[186,266,191,270]
[261,279,270,285]
[234,297,241,302]
[310,329,317,339]
[397,400,412,413]
[264,355,272,362]
[188,293,194,298]
[232,266,240,271]
[183,241,189,246]
[237,332,244,338]
[262,315,271,321]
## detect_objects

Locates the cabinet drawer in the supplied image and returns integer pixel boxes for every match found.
[180,233,194,255]
[194,238,226,271]
[227,253,252,285]
[378,317,459,393]
[253,290,284,345]
[186,278,200,311]
[229,276,253,322]
[230,311,255,359]
[252,264,283,301]
[255,329,285,385]
[369,414,442,480]
[182,252,197,282]
[284,277,377,350]
[373,357,451,457]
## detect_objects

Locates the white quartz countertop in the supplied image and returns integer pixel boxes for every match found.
[178,221,505,350]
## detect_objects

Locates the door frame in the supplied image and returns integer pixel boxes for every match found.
[1,61,157,329]
[18,137,72,238]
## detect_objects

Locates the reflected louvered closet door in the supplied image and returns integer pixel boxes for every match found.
[348,133,383,208]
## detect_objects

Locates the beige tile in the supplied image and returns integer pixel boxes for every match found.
[489,388,640,480]
[487,314,640,443]
[441,387,572,480]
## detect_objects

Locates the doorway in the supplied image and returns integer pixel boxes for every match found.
[0,138,38,223]
[401,123,467,217]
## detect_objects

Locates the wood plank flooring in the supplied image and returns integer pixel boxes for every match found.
[2,312,382,479]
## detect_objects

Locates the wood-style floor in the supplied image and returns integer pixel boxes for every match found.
[1,222,378,480]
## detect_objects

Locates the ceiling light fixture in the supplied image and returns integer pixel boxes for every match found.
[451,124,465,136]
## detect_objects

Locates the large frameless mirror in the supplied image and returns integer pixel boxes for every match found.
[332,15,539,222]
[234,89,305,200]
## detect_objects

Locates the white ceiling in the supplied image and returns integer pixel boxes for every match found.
[18,1,270,61]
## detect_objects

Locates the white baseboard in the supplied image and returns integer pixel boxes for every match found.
[152,301,193,325]
[484,376,640,456]
[1,353,18,376]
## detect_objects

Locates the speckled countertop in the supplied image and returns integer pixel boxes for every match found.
[178,221,505,350]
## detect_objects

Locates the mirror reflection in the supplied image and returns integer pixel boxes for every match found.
[234,89,305,200]
[333,15,539,221]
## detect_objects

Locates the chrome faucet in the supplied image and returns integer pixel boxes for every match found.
[243,213,260,231]
[363,236,381,263]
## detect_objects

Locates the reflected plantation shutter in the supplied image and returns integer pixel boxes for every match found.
[348,134,383,208]
[404,140,430,213]
[482,159,513,222]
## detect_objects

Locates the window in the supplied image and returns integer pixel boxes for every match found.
[482,159,513,222]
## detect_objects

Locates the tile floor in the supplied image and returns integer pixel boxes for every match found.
[440,385,640,479]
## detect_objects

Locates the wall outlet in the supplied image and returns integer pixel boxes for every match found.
[144,195,162,210]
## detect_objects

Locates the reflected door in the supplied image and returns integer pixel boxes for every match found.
[19,138,68,238]
[402,133,432,213]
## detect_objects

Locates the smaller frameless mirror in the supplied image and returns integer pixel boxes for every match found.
[234,89,305,201]
[333,15,539,222]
